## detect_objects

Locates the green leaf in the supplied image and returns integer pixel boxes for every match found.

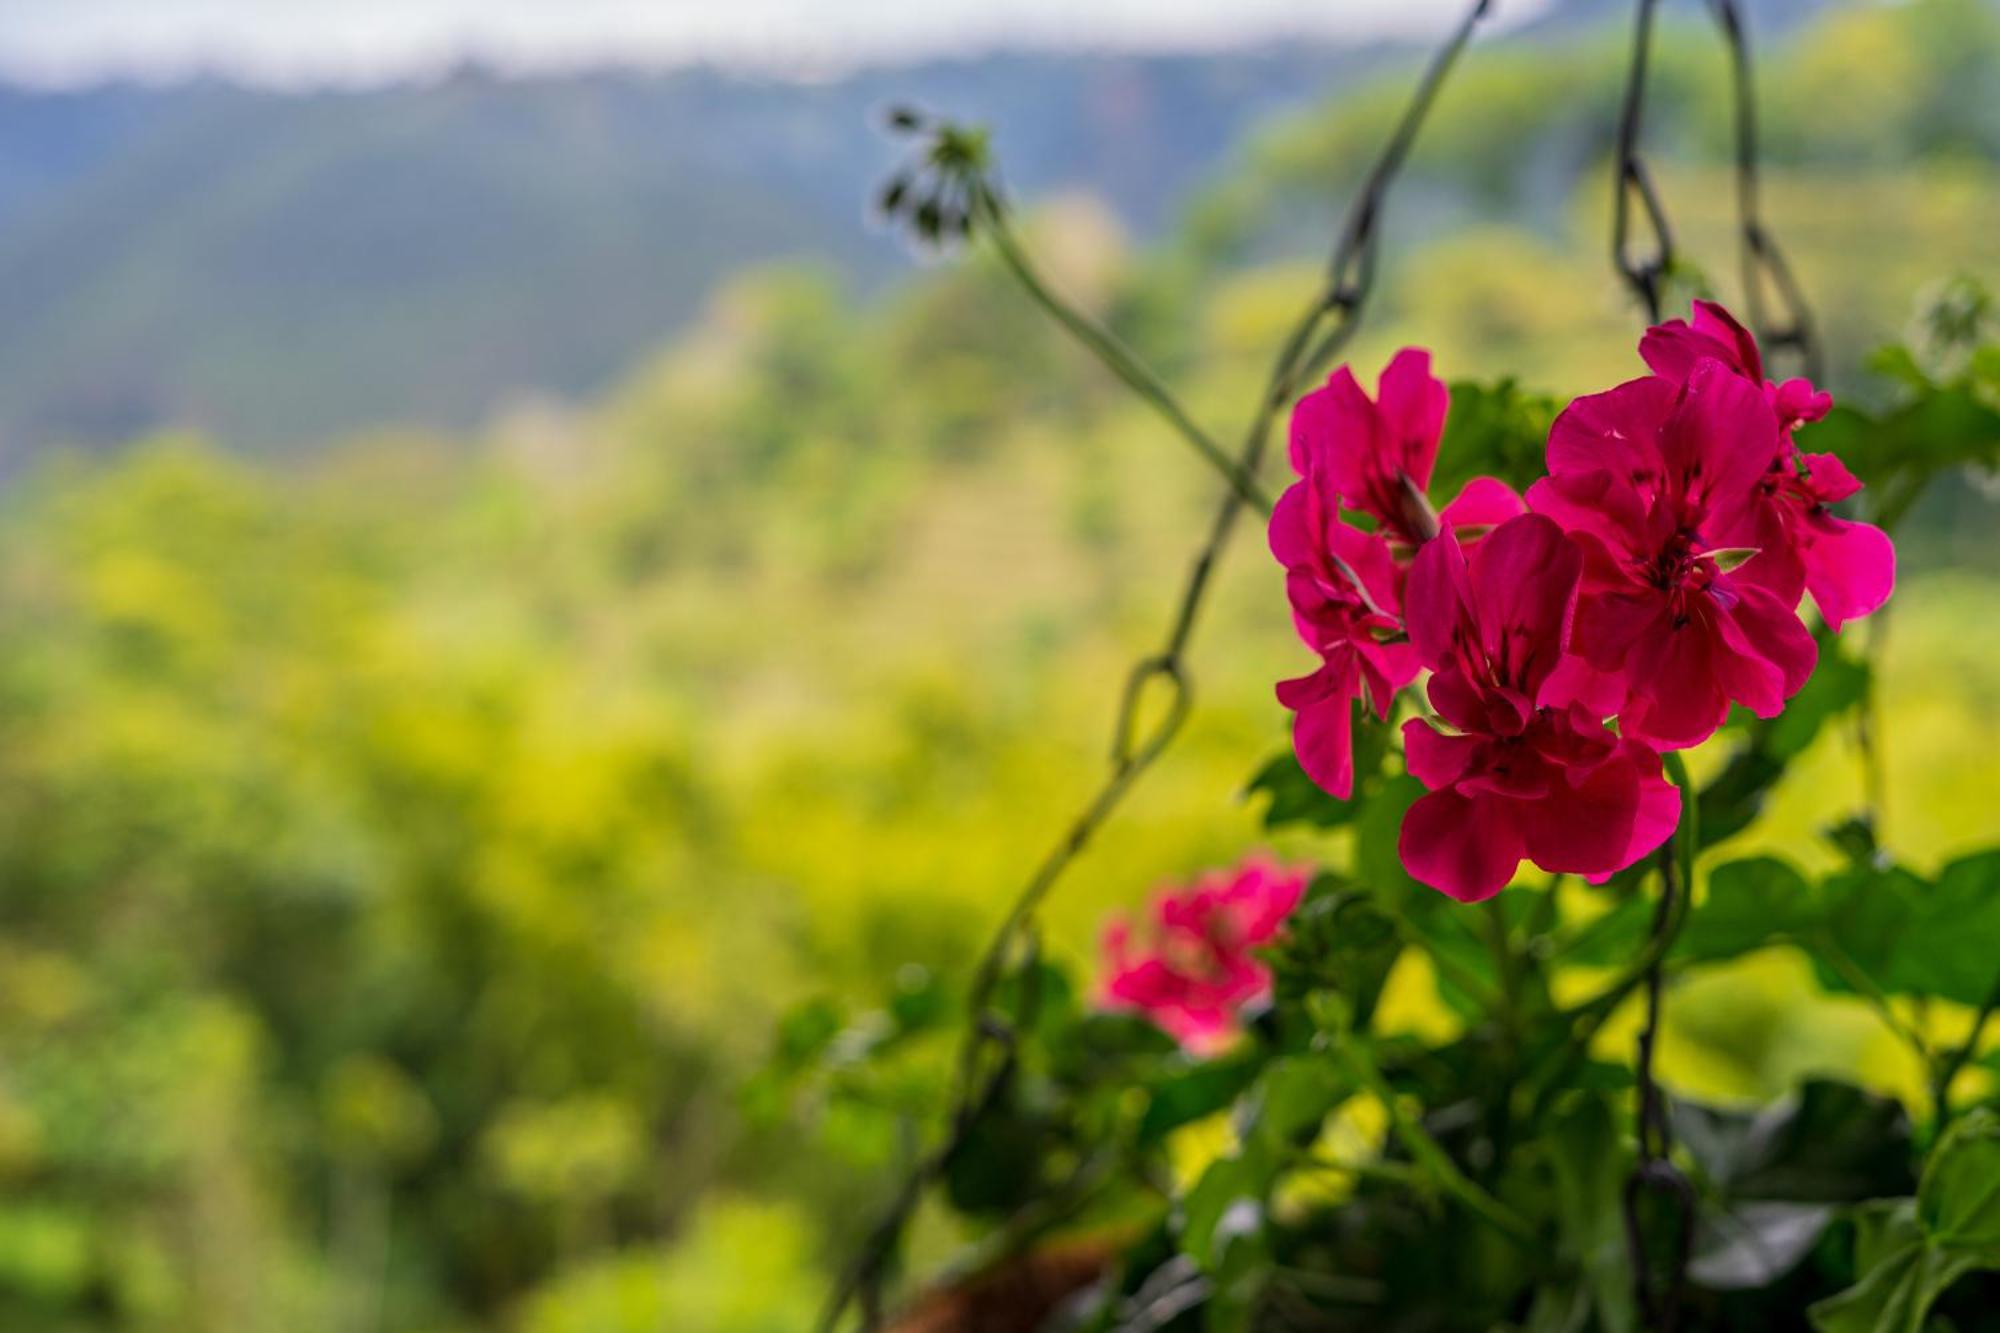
[1886,851,2000,1007]
[942,1098,1048,1216]
[1264,879,1403,1026]
[1244,729,1388,831]
[1240,1056,1348,1147]
[1675,856,1816,964]
[1813,854,2000,1008]
[1697,1080,1915,1206]
[1681,1082,1913,1296]
[1919,1108,2000,1250]
[1354,773,1426,898]
[1139,1054,1261,1146]
[1432,377,1560,497]
[1809,1111,2000,1332]
[1546,1096,1636,1333]
[1808,1241,1978,1333]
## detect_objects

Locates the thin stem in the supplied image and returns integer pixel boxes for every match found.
[1813,930,1935,1068]
[1400,918,1502,1012]
[1328,1034,1537,1247]
[1931,978,2000,1134]
[1485,897,1521,1024]
[974,187,1270,515]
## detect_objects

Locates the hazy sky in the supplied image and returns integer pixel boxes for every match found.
[0,0,1546,87]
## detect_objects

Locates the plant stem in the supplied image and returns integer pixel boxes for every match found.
[1812,931,1934,1067]
[1328,1030,1537,1246]
[973,188,1271,515]
[1931,978,2000,1135]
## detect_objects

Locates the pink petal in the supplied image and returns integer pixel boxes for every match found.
[1572,586,1670,675]
[1617,612,1730,750]
[1518,741,1678,880]
[1439,475,1527,540]
[1295,367,1387,501]
[1466,514,1580,694]
[1268,480,1316,569]
[1772,379,1832,430]
[1800,452,1863,505]
[1727,581,1819,703]
[1708,588,1794,718]
[1659,360,1782,537]
[1803,512,1895,632]
[1376,348,1448,490]
[1404,525,1471,672]
[1285,678,1359,800]
[1402,717,1481,789]
[1399,787,1525,903]
[1547,375,1677,484]
[1538,652,1628,717]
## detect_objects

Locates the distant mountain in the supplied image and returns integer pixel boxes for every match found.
[0,47,1397,457]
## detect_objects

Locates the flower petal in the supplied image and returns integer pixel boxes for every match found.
[1399,787,1525,903]
[1803,512,1895,632]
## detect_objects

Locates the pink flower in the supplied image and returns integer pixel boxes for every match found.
[1527,361,1819,749]
[1640,300,1894,631]
[1274,350,1524,798]
[1760,451,1896,632]
[1289,349,1527,554]
[1270,473,1415,799]
[1640,299,1831,434]
[1396,515,1681,903]
[1098,856,1308,1053]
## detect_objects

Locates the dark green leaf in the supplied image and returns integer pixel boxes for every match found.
[1139,1054,1261,1146]
[1886,851,2000,1007]
[943,1100,1048,1216]
[1919,1108,2000,1250]
[1243,747,1358,831]
[1675,856,1816,964]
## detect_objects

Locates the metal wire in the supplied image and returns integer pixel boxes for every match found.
[1610,2,1822,1327]
[1710,0,1825,383]
[818,3,1496,1326]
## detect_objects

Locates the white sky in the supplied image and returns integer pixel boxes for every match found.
[0,0,1547,87]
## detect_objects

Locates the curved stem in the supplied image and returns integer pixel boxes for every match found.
[973,187,1271,515]
[1329,1030,1537,1247]
[1931,978,2000,1135]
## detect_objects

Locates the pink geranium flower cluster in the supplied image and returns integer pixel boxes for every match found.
[1272,302,1894,904]
[1098,856,1308,1052]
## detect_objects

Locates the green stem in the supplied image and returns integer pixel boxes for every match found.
[1813,931,1934,1067]
[1485,897,1522,1024]
[973,188,1271,515]
[1931,978,2000,1135]
[1328,1030,1537,1246]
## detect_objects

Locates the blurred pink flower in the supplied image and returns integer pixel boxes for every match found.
[1396,515,1679,902]
[1098,856,1309,1052]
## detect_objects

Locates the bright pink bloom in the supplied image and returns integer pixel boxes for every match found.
[1760,451,1896,632]
[1275,351,1524,798]
[1640,299,1831,434]
[1641,300,1894,631]
[1098,856,1309,1052]
[1396,516,1680,903]
[1269,472,1415,799]
[1288,349,1526,554]
[1527,362,1819,749]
